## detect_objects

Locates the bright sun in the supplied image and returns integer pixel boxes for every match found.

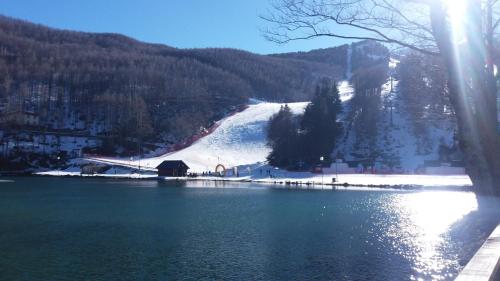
[442,0,467,42]
[443,0,466,21]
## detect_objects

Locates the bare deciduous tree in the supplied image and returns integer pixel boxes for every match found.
[263,0,440,54]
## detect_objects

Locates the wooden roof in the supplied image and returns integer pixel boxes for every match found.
[156,160,189,170]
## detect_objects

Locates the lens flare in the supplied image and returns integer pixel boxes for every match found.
[442,0,467,43]
[445,0,466,22]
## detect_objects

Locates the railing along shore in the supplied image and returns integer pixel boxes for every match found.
[455,224,500,281]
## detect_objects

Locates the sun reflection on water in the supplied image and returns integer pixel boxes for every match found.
[381,191,478,280]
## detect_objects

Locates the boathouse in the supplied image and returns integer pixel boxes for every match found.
[156,160,189,177]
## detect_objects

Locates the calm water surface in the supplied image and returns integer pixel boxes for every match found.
[0,177,499,281]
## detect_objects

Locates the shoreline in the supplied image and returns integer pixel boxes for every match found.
[2,172,474,192]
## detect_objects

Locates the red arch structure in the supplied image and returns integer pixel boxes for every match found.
[215,164,226,177]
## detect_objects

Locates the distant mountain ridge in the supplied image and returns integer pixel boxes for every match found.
[271,46,349,68]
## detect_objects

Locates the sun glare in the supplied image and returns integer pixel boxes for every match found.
[443,0,466,23]
[442,0,467,43]
[388,191,479,279]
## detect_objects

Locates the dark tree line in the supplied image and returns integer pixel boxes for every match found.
[351,63,389,142]
[274,40,390,79]
[266,104,301,168]
[398,52,455,154]
[337,61,389,163]
[271,45,349,70]
[267,80,342,169]
[350,41,389,72]
[398,52,450,121]
[177,48,345,102]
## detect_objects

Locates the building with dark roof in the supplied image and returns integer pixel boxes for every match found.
[156,160,189,177]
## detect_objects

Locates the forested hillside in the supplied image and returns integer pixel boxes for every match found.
[0,15,345,156]
[334,50,459,172]
[272,46,348,69]
[175,48,343,101]
[275,40,389,76]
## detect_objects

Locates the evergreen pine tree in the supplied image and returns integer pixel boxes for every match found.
[266,80,342,169]
[266,105,299,167]
[300,79,342,166]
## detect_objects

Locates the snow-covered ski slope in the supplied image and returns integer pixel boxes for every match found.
[157,101,308,172]
[90,101,309,172]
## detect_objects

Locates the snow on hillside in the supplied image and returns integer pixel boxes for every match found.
[90,101,309,172]
[338,81,355,102]
[378,80,457,171]
[336,61,457,172]
[378,79,422,170]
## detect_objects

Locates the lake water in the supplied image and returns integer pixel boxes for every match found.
[0,177,499,281]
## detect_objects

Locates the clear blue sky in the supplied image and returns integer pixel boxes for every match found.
[0,0,355,54]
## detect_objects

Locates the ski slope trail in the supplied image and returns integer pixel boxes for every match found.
[90,101,309,172]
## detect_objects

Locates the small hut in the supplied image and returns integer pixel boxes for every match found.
[156,160,189,177]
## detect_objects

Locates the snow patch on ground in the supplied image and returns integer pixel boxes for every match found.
[338,81,355,102]
[35,168,472,187]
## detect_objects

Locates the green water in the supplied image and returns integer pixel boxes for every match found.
[0,177,499,281]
